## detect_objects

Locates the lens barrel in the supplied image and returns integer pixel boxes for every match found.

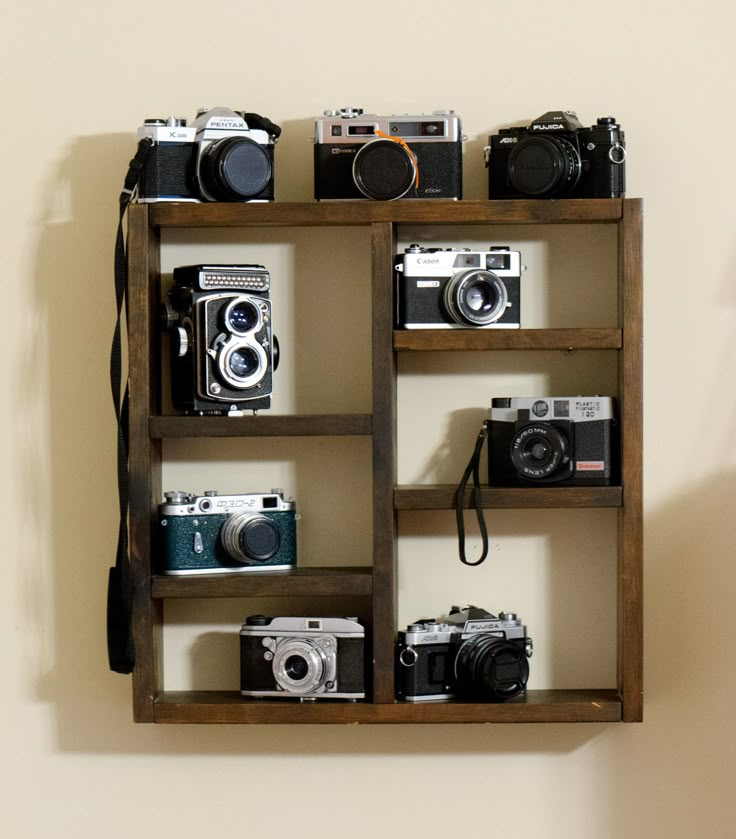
[508,135,581,197]
[220,512,281,564]
[510,423,569,481]
[444,270,508,326]
[455,634,529,701]
[199,136,272,200]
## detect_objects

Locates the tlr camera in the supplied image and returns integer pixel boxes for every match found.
[395,244,521,329]
[314,107,463,201]
[159,490,297,575]
[163,264,277,414]
[488,396,617,486]
[396,606,532,702]
[136,106,280,202]
[485,110,626,199]
[240,615,365,700]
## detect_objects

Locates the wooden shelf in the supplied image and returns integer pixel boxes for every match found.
[394,328,622,352]
[395,485,623,510]
[150,413,372,439]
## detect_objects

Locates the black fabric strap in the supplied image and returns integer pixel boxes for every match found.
[455,421,490,566]
[241,112,282,140]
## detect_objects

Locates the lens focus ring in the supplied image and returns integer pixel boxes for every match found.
[220,512,281,564]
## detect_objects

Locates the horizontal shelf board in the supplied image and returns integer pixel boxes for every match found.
[149,199,624,228]
[395,485,623,510]
[151,567,373,598]
[153,689,621,724]
[150,413,372,438]
[394,328,622,352]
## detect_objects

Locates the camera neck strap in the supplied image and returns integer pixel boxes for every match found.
[455,421,490,566]
[242,112,282,141]
[107,138,152,675]
[375,129,420,189]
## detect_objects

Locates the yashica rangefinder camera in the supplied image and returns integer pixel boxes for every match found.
[488,396,617,486]
[159,490,297,575]
[395,244,521,329]
[240,615,365,700]
[314,106,463,201]
[136,106,281,202]
[396,606,532,702]
[163,264,278,414]
[485,110,626,199]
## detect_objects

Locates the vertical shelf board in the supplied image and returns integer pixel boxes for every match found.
[127,204,163,722]
[371,222,399,704]
[618,199,644,722]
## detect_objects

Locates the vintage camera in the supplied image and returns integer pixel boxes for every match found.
[159,490,297,575]
[395,244,521,329]
[314,106,463,201]
[163,264,277,414]
[488,396,617,486]
[240,615,365,700]
[136,106,280,202]
[485,110,626,199]
[396,606,532,702]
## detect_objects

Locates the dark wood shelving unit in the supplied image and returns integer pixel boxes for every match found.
[125,198,643,725]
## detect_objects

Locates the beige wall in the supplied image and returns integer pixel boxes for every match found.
[3,1,736,836]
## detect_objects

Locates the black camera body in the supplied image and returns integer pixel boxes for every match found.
[163,264,277,414]
[314,107,463,201]
[396,606,532,702]
[136,107,280,203]
[485,111,626,199]
[488,397,617,486]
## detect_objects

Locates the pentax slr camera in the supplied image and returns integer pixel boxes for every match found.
[313,106,463,201]
[163,264,278,414]
[395,244,521,329]
[488,396,617,486]
[485,110,626,199]
[159,490,297,575]
[136,106,281,202]
[396,606,532,702]
[240,615,365,700]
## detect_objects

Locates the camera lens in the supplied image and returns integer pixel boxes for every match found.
[444,270,508,326]
[509,423,570,481]
[272,639,331,695]
[353,139,416,200]
[284,655,310,681]
[198,136,272,201]
[220,512,281,564]
[225,300,260,335]
[454,635,529,701]
[216,339,267,390]
[508,136,581,197]
[228,347,259,378]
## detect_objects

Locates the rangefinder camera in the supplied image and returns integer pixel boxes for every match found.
[396,244,521,329]
[314,106,463,201]
[136,106,281,202]
[396,606,532,702]
[163,264,277,414]
[485,110,626,199]
[159,490,297,575]
[240,615,365,700]
[488,396,617,487]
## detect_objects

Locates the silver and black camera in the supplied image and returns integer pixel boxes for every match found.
[396,606,532,702]
[240,615,365,700]
[314,107,463,201]
[163,264,278,414]
[136,106,280,202]
[395,244,521,329]
[159,490,297,575]
[488,396,617,486]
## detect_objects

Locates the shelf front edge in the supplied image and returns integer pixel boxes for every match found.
[395,485,623,510]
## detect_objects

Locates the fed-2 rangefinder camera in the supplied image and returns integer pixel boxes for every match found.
[136,106,281,202]
[163,264,278,415]
[397,606,532,702]
[488,396,617,487]
[396,245,521,329]
[314,107,463,201]
[159,490,297,575]
[485,110,626,199]
[240,615,365,700]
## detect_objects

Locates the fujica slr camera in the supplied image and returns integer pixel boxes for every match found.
[240,615,365,700]
[163,264,278,415]
[488,396,617,486]
[159,490,297,575]
[485,110,626,199]
[135,106,281,202]
[395,245,521,329]
[313,107,463,201]
[396,606,533,702]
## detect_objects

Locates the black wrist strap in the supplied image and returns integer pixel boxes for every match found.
[455,421,490,566]
[106,138,152,674]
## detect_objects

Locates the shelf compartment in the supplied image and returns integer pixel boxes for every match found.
[395,485,623,510]
[394,328,622,352]
[153,689,621,724]
[152,567,373,599]
[150,413,372,439]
